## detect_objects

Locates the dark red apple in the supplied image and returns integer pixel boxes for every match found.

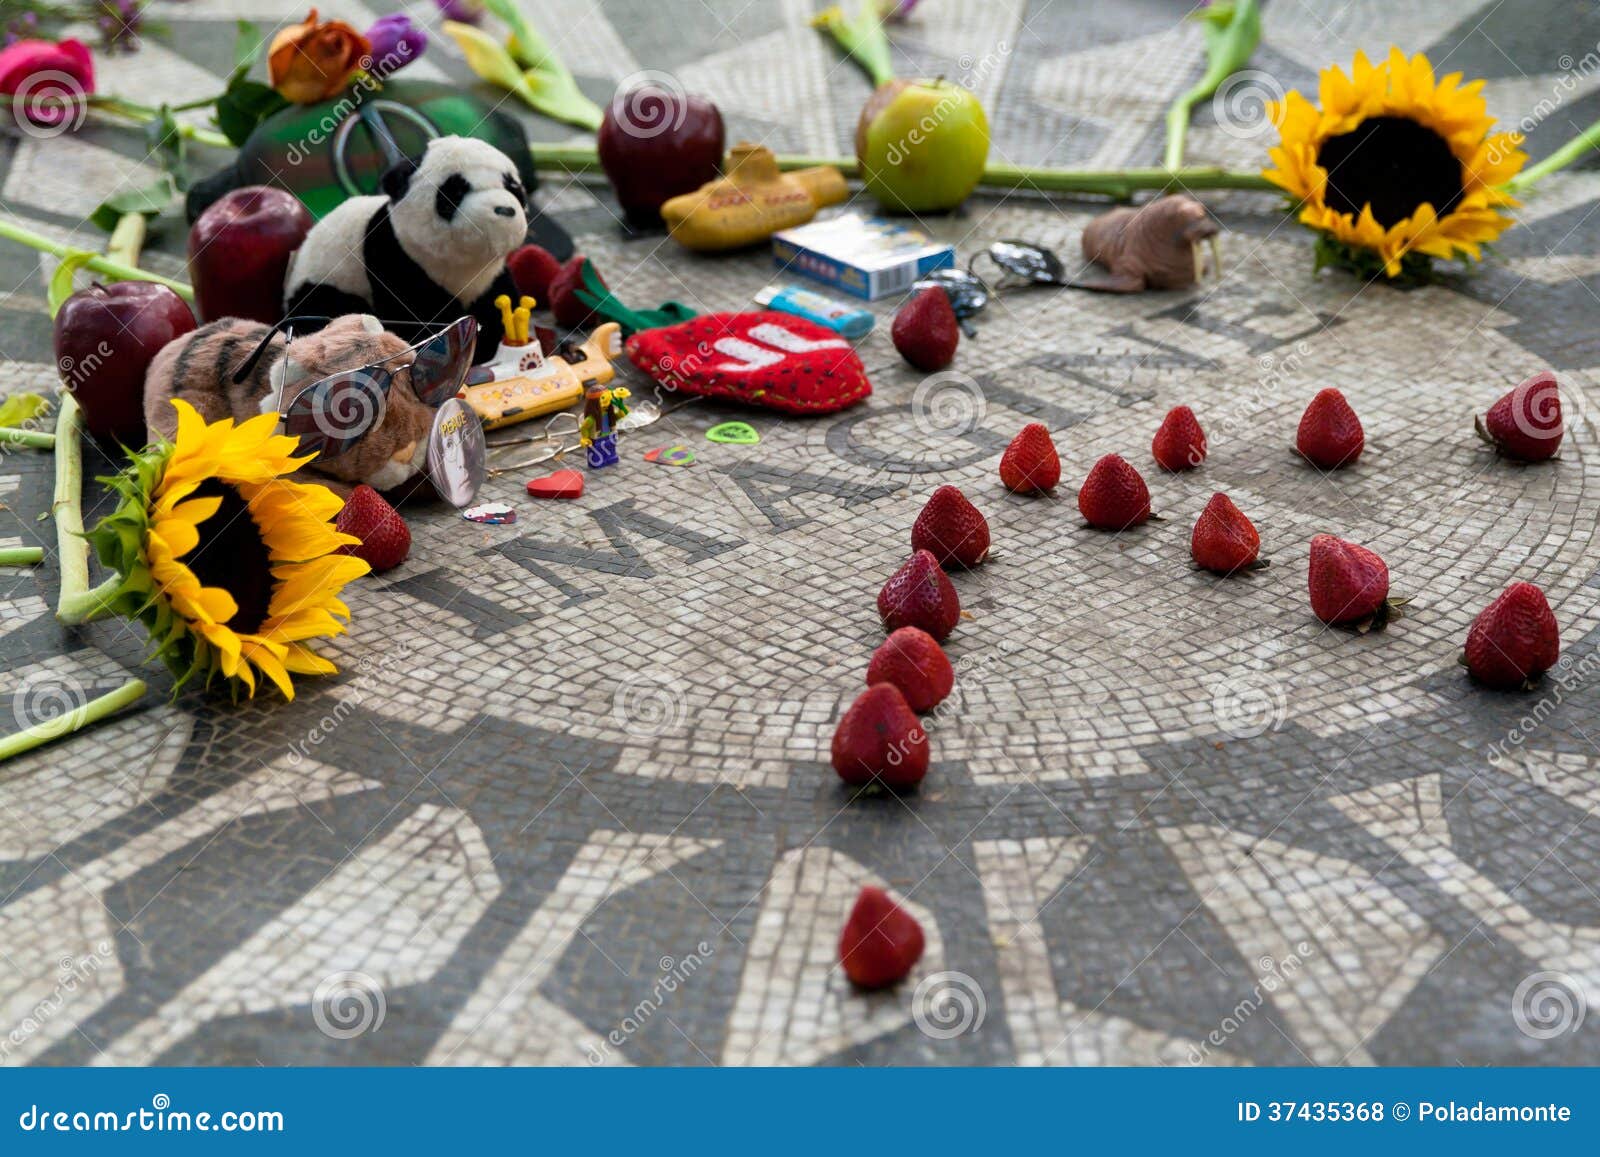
[187,185,312,324]
[54,281,196,447]
[597,86,724,227]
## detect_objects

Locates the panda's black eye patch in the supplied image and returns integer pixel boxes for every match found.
[503,173,526,203]
[435,173,470,222]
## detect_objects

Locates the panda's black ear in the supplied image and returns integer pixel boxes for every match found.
[380,156,419,202]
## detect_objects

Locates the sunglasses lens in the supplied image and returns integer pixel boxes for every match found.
[915,269,989,317]
[410,317,478,406]
[989,240,1065,284]
[283,370,388,458]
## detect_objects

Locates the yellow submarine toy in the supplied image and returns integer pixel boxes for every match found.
[660,142,848,252]
[458,295,622,431]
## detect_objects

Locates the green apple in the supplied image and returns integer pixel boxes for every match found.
[855,78,990,213]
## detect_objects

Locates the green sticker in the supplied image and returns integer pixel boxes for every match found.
[706,421,760,445]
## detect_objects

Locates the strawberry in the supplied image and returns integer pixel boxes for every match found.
[1295,388,1364,469]
[877,549,960,640]
[1152,404,1206,471]
[1463,581,1560,689]
[1078,453,1152,529]
[867,626,954,713]
[891,287,959,372]
[549,256,606,329]
[1191,492,1262,574]
[1308,533,1396,627]
[336,484,410,573]
[999,423,1060,494]
[507,243,563,305]
[838,885,925,989]
[911,484,990,569]
[831,684,929,788]
[1477,371,1563,462]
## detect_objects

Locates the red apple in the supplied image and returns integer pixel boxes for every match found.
[597,86,725,227]
[54,282,196,447]
[188,186,312,324]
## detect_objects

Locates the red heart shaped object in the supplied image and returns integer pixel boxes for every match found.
[625,311,872,415]
[525,469,584,499]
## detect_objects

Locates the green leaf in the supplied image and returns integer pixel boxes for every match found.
[0,393,50,427]
[47,251,98,317]
[89,176,177,233]
[216,79,289,147]
[231,19,267,78]
[141,104,190,192]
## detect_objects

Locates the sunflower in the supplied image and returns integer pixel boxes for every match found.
[1264,47,1526,279]
[87,400,370,699]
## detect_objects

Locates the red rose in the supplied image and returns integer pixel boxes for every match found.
[0,38,94,133]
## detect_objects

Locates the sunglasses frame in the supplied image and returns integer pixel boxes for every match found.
[230,314,478,459]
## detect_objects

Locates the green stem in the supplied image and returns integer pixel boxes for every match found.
[0,427,54,449]
[0,217,194,301]
[0,678,147,765]
[88,95,231,149]
[1507,115,1600,194]
[50,393,111,626]
[0,547,42,565]
[105,212,146,269]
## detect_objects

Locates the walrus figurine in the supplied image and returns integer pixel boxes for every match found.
[1079,194,1221,293]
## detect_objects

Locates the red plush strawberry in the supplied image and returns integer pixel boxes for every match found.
[1078,453,1152,529]
[626,312,871,415]
[1477,371,1564,462]
[1152,404,1206,471]
[891,287,959,372]
[999,423,1060,494]
[867,627,954,713]
[1463,581,1560,689]
[1191,492,1262,574]
[336,484,410,573]
[831,684,929,788]
[911,485,989,569]
[507,243,563,305]
[1308,533,1396,627]
[838,885,925,989]
[1296,388,1364,469]
[877,550,960,640]
[549,256,606,329]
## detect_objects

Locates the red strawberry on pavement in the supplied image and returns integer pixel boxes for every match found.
[878,550,960,640]
[1152,404,1207,471]
[911,484,990,569]
[1463,581,1560,689]
[1477,371,1564,462]
[549,256,606,329]
[999,423,1060,494]
[1296,388,1364,469]
[1191,492,1263,574]
[891,287,959,372]
[1078,453,1152,529]
[838,885,925,989]
[831,684,929,788]
[507,243,563,305]
[336,484,410,573]
[867,626,954,713]
[1308,533,1398,628]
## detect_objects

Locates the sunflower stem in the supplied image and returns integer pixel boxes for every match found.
[50,393,112,626]
[0,426,53,449]
[0,217,194,301]
[0,547,42,565]
[0,677,148,765]
[1507,116,1600,194]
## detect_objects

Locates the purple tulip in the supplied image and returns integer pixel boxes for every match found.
[434,0,485,24]
[365,13,428,76]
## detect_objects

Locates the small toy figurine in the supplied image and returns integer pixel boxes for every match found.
[580,383,631,469]
[1079,194,1222,293]
[458,293,623,430]
[659,142,847,252]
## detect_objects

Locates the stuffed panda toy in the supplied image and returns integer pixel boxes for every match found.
[285,136,527,359]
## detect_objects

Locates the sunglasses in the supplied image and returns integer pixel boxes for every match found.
[232,315,479,459]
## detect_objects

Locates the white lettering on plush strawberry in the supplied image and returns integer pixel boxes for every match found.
[711,323,851,373]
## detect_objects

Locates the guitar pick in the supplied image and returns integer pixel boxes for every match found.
[644,444,695,467]
[706,421,760,445]
[525,469,584,499]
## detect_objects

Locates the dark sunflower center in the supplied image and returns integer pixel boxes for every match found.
[1315,116,1464,229]
[185,478,273,635]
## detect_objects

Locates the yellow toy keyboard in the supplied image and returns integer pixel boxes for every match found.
[458,295,621,431]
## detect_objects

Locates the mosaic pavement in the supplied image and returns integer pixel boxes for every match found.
[3,0,1600,1066]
